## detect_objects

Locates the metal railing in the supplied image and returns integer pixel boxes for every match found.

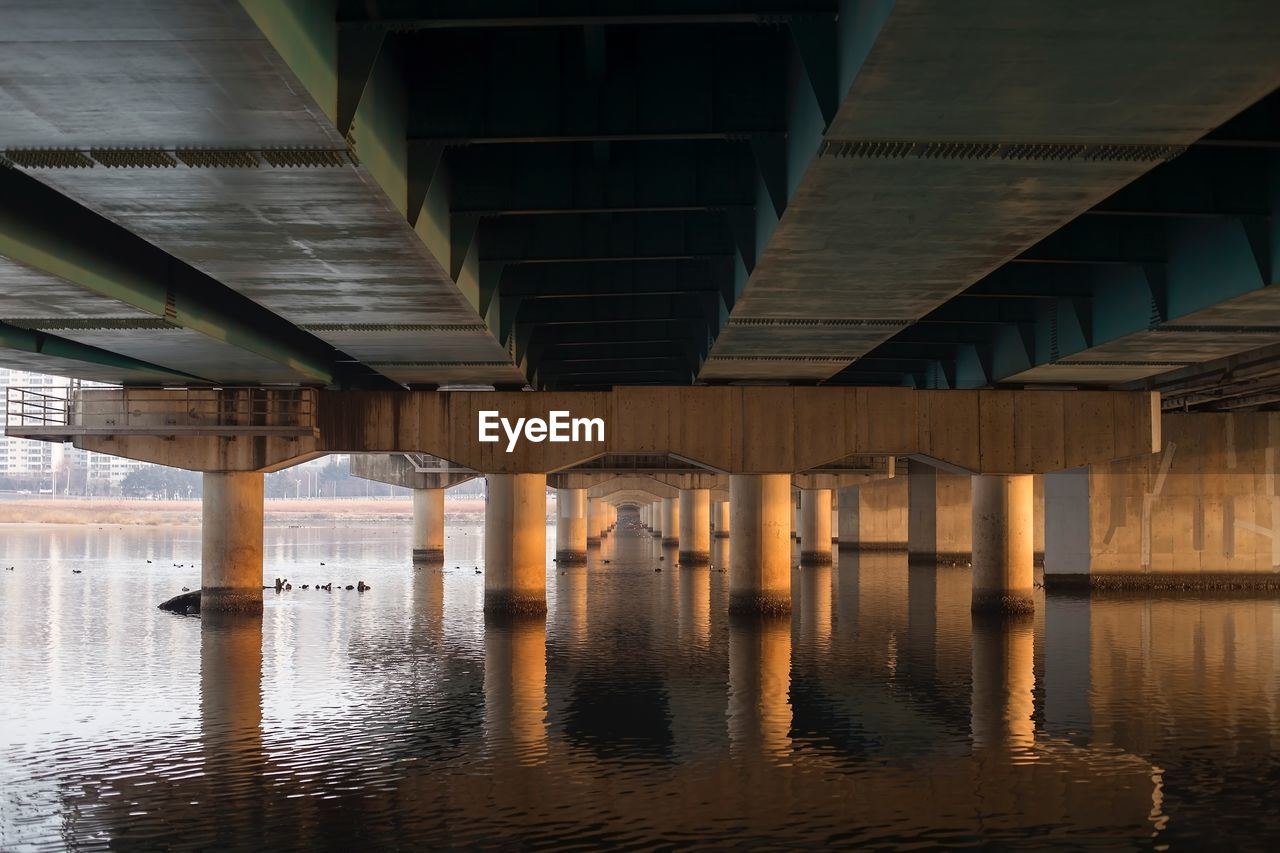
[5,386,317,438]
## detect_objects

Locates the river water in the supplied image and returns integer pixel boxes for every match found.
[2,521,1279,850]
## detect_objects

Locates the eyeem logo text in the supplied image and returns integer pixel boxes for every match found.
[478,410,605,453]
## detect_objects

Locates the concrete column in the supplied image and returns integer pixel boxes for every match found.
[908,462,973,566]
[586,497,603,547]
[661,496,680,547]
[729,474,792,614]
[713,500,730,538]
[201,471,264,613]
[799,488,833,564]
[831,506,840,544]
[555,488,587,564]
[412,487,445,564]
[678,488,711,566]
[484,473,548,615]
[971,474,1035,614]
[791,493,800,540]
[837,486,858,549]
[838,479,909,552]
[651,501,662,537]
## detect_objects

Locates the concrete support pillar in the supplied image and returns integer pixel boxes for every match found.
[586,497,603,547]
[791,493,800,540]
[678,488,711,566]
[661,496,680,547]
[201,471,264,613]
[651,501,662,537]
[908,462,973,566]
[831,506,839,543]
[837,486,859,550]
[714,500,730,538]
[729,474,792,614]
[970,474,1035,614]
[484,473,548,615]
[555,488,587,564]
[839,478,909,552]
[412,487,445,564]
[800,489,833,564]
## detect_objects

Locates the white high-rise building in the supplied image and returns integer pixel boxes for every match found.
[0,368,146,491]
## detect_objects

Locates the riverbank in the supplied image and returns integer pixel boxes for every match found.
[0,497,498,526]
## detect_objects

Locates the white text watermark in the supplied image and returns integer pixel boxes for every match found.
[478,410,605,452]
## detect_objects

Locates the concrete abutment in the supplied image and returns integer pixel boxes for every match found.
[1044,412,1280,590]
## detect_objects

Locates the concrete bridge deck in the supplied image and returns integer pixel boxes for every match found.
[0,2,1277,397]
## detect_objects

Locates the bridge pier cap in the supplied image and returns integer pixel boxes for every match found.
[61,388,1157,478]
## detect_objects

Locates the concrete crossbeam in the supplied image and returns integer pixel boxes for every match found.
[58,387,1160,475]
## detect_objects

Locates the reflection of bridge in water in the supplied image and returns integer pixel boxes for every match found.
[48,538,1248,848]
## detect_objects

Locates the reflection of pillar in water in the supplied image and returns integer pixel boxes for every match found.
[200,611,264,837]
[727,613,793,758]
[413,559,446,644]
[554,559,588,646]
[484,615,548,764]
[712,536,730,572]
[970,614,1036,752]
[798,564,832,648]
[679,564,711,647]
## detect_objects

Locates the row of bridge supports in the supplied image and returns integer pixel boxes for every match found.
[199,469,1034,618]
[40,387,1162,623]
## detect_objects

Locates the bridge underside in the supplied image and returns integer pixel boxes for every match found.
[0,2,1276,401]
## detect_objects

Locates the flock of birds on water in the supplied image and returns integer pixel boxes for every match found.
[5,529,757,587]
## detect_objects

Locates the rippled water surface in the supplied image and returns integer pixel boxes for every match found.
[3,521,1280,850]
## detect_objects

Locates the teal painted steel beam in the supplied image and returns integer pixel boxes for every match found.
[0,321,208,384]
[0,170,343,384]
